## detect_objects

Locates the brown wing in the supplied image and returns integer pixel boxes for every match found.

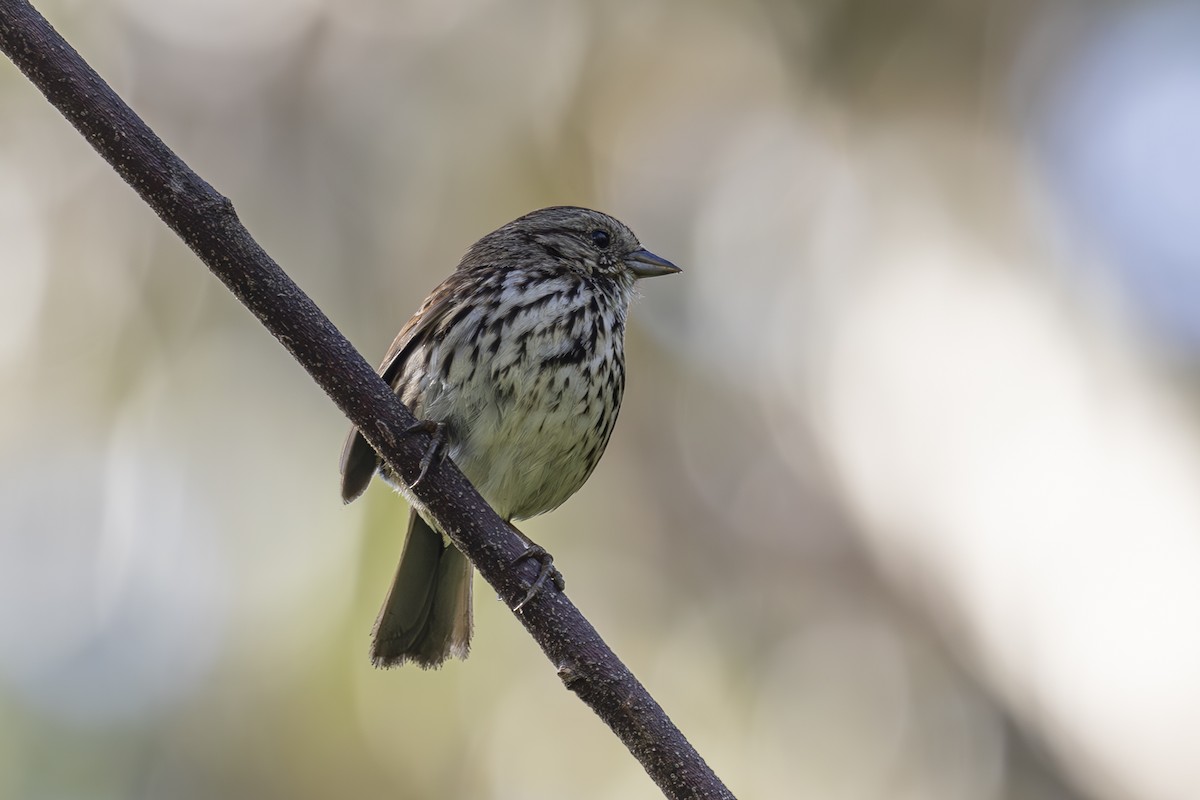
[338,274,467,503]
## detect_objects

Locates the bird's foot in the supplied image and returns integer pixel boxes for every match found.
[512,544,565,611]
[403,419,448,489]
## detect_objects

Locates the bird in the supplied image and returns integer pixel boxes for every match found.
[340,206,680,668]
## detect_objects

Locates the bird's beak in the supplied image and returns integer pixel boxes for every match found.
[626,248,682,279]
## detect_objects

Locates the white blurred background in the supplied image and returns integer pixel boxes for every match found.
[3,1,1200,798]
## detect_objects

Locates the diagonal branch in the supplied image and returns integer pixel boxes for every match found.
[0,2,735,799]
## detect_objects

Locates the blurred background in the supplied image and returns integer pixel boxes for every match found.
[3,0,1200,798]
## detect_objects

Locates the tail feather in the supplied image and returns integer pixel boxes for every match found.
[371,511,473,668]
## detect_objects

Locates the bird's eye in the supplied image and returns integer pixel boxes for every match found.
[590,229,611,249]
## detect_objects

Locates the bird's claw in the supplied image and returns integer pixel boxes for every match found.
[404,420,447,489]
[512,544,565,611]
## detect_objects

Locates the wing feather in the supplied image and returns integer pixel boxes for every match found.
[338,272,472,502]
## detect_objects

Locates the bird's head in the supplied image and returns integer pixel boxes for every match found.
[467,206,680,284]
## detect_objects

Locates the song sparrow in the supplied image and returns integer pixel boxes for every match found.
[340,206,680,668]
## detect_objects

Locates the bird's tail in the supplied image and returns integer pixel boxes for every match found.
[371,511,473,668]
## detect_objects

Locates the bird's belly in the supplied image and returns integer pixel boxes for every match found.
[449,368,611,521]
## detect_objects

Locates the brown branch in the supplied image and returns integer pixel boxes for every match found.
[0,2,735,799]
